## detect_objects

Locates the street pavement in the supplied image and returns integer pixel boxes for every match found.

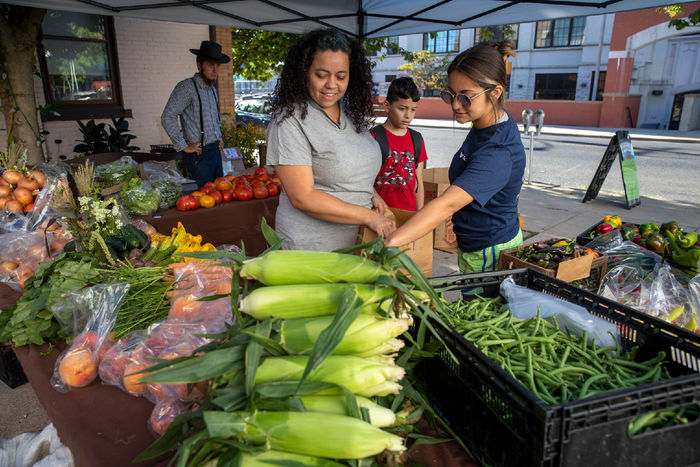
[2,119,699,442]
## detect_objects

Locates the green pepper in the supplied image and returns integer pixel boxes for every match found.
[667,235,700,274]
[660,221,680,238]
[621,227,638,241]
[677,231,698,249]
[645,233,666,254]
[639,223,660,235]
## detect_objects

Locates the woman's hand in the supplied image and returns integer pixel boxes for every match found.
[367,210,396,238]
[371,191,387,216]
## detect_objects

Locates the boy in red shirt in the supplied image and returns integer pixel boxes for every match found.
[371,77,428,211]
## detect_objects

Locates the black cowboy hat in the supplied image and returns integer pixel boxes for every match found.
[190,40,231,64]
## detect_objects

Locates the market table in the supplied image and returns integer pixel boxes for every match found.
[137,196,279,256]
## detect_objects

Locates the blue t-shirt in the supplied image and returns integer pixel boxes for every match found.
[448,113,526,252]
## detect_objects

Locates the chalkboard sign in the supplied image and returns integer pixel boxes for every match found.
[582,130,641,209]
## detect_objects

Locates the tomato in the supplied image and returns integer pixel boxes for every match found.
[224,174,235,182]
[255,173,270,182]
[208,189,223,204]
[221,190,233,202]
[199,195,215,208]
[215,180,232,191]
[203,182,215,189]
[252,184,269,199]
[266,183,279,196]
[191,191,205,198]
[251,180,266,189]
[176,195,198,211]
[201,186,214,194]
[176,196,189,211]
[271,177,281,185]
[254,167,268,177]
[234,186,253,201]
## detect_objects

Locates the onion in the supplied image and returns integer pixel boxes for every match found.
[17,176,40,192]
[23,202,35,213]
[4,199,23,213]
[0,178,9,187]
[13,187,33,206]
[29,170,46,189]
[0,197,7,209]
[1,261,19,273]
[0,186,10,197]
[2,169,22,185]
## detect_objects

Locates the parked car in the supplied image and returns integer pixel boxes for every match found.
[235,98,271,127]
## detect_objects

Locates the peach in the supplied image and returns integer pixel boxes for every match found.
[58,347,98,388]
[123,362,151,396]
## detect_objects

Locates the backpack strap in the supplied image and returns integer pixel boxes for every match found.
[372,124,423,169]
[371,124,390,166]
[408,128,423,169]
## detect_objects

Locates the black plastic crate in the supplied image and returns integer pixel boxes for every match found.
[0,345,28,388]
[418,268,700,467]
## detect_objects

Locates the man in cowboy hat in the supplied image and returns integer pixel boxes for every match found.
[161,40,231,187]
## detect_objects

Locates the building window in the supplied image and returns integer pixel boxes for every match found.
[474,24,519,49]
[589,70,606,101]
[38,10,128,120]
[423,30,460,53]
[534,73,577,100]
[535,17,586,48]
[386,36,400,55]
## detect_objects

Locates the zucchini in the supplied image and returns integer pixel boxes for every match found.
[122,224,149,249]
[105,235,128,259]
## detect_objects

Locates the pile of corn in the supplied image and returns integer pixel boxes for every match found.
[139,249,413,465]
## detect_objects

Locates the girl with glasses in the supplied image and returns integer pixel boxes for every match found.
[387,40,526,274]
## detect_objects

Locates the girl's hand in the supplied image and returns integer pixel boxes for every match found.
[371,191,387,216]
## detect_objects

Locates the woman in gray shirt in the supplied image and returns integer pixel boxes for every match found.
[266,29,396,251]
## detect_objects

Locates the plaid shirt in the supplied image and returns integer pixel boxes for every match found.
[161,73,222,152]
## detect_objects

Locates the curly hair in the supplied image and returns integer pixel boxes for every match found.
[271,28,375,133]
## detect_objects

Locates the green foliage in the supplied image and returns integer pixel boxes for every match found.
[398,50,452,94]
[74,116,139,154]
[230,29,299,81]
[221,119,266,168]
[659,5,700,30]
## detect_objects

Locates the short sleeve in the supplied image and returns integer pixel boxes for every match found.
[266,116,313,166]
[451,143,512,207]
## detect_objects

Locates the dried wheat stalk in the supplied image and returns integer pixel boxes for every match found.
[0,143,28,170]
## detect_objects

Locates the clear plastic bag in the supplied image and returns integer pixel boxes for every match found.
[50,282,130,392]
[500,277,619,348]
[586,229,623,253]
[141,160,193,185]
[119,180,161,215]
[98,330,146,388]
[0,231,51,290]
[149,399,191,436]
[94,155,138,186]
[688,274,700,333]
[647,264,696,329]
[598,264,651,310]
[168,262,233,333]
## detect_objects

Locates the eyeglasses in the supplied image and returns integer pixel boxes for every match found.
[440,88,490,108]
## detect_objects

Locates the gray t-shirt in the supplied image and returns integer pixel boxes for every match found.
[266,100,381,251]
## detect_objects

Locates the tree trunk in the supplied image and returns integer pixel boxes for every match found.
[0,6,46,165]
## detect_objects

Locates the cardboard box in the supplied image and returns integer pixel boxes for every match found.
[358,208,434,278]
[422,168,458,253]
[498,246,608,290]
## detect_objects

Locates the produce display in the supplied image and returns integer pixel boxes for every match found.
[509,238,598,269]
[176,167,281,211]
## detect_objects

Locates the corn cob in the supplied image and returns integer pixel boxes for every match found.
[299,394,396,427]
[281,314,408,355]
[239,250,391,285]
[230,449,345,467]
[353,339,404,357]
[254,355,404,397]
[240,284,395,320]
[203,410,405,459]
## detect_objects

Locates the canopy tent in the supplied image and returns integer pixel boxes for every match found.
[3,0,695,38]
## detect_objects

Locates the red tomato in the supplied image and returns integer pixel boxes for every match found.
[176,196,189,211]
[266,183,279,196]
[203,182,215,189]
[254,167,268,177]
[224,174,235,182]
[176,195,198,211]
[252,184,269,199]
[201,186,214,194]
[234,186,253,201]
[255,174,270,183]
[208,189,223,204]
[221,190,233,202]
[251,181,266,189]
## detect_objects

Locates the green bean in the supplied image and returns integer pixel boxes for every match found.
[579,373,609,398]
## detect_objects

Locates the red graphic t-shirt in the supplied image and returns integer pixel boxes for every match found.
[372,128,428,211]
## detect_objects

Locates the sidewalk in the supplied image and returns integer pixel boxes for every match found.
[377,116,700,143]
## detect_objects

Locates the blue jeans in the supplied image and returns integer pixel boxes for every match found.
[184,141,223,188]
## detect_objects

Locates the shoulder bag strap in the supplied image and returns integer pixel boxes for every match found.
[191,77,204,144]
[408,128,423,169]
[372,124,389,166]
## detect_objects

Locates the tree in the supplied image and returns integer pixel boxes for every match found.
[230,29,299,82]
[398,50,452,95]
[0,5,46,165]
[659,4,700,30]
